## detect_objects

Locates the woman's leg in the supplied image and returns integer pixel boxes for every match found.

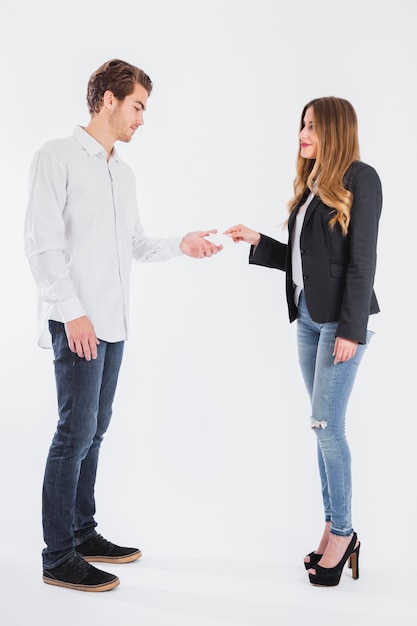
[297,293,332,525]
[297,293,372,565]
[311,326,370,537]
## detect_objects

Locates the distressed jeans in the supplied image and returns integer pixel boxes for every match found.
[296,292,373,536]
[42,321,124,568]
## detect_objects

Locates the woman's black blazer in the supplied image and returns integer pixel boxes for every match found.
[249,160,382,344]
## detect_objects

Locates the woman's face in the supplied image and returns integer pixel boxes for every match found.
[299,106,318,159]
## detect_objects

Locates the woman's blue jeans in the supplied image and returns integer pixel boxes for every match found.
[42,321,124,568]
[296,292,373,537]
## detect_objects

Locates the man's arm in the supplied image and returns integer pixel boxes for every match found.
[24,149,86,319]
[131,211,222,262]
[24,149,97,358]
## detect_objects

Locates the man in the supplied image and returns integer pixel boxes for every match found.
[24,59,222,593]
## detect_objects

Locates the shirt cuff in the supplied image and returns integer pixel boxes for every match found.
[57,296,86,323]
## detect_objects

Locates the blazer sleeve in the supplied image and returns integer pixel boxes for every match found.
[336,163,382,343]
[248,234,287,271]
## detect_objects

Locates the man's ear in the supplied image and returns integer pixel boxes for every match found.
[102,90,115,110]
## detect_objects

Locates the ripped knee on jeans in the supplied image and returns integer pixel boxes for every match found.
[311,418,327,429]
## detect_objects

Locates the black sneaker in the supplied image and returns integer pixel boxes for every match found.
[77,533,142,564]
[43,553,120,592]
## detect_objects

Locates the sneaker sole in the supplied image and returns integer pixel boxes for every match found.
[81,550,142,564]
[43,575,120,592]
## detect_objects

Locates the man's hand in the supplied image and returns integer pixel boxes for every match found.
[65,316,100,361]
[180,230,223,258]
[333,337,358,364]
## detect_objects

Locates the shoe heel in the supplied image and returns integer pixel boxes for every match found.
[350,543,360,580]
[346,543,360,572]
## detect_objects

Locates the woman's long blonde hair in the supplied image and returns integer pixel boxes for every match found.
[288,97,360,235]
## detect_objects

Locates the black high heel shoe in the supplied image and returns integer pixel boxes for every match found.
[303,551,322,570]
[308,533,360,587]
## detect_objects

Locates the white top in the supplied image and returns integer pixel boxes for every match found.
[24,126,183,348]
[291,191,315,306]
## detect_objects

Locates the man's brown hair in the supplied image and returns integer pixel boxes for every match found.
[86,59,153,115]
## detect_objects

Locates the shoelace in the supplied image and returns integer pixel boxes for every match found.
[64,554,92,574]
[93,534,114,550]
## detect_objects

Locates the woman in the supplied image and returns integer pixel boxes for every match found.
[224,97,382,587]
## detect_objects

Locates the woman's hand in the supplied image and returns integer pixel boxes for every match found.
[333,337,358,364]
[223,224,261,246]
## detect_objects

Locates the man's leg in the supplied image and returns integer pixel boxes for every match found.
[74,339,124,543]
[73,339,142,564]
[41,322,120,591]
[42,321,108,568]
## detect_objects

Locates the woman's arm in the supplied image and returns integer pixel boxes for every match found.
[337,163,382,343]
[224,225,288,271]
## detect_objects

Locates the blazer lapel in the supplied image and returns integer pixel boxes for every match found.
[303,194,320,227]
[288,192,320,234]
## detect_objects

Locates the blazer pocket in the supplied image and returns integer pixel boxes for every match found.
[329,260,347,278]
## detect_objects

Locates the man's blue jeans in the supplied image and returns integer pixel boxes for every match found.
[296,292,373,536]
[42,321,124,568]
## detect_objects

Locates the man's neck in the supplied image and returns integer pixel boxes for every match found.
[84,118,115,160]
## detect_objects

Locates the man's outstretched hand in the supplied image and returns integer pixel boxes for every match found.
[180,230,223,258]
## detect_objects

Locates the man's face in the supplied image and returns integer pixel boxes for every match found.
[109,82,149,143]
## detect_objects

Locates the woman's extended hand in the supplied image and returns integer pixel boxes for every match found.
[223,224,261,246]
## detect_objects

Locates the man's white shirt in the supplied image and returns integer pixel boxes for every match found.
[25,126,182,348]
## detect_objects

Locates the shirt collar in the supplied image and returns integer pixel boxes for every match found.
[73,125,120,162]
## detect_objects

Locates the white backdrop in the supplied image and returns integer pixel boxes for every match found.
[1,0,416,624]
